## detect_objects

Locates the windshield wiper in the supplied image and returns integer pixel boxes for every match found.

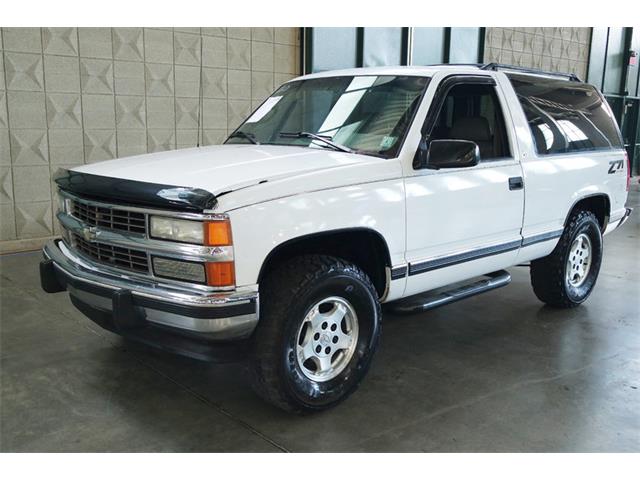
[279,131,353,153]
[227,131,259,145]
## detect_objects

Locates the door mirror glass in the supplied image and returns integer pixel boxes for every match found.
[426,139,480,169]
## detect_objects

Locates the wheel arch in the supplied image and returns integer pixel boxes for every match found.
[564,193,611,231]
[257,227,392,298]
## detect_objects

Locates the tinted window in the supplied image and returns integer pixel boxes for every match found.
[227,75,429,158]
[430,83,511,160]
[508,74,624,155]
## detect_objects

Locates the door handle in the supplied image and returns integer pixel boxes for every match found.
[508,176,524,190]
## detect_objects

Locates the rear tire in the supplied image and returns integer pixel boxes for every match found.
[248,255,381,413]
[530,210,603,308]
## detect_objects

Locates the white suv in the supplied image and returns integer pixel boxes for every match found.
[40,64,632,412]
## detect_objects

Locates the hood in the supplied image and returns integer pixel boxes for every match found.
[71,144,380,196]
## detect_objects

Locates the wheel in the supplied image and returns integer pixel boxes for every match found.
[248,255,381,413]
[530,210,603,308]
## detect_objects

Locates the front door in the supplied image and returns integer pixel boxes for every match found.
[404,74,525,297]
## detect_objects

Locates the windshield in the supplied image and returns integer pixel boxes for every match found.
[225,75,430,158]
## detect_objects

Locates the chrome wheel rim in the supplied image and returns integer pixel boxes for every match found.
[566,233,592,287]
[295,296,359,382]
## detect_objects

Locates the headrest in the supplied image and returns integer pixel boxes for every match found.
[449,116,491,142]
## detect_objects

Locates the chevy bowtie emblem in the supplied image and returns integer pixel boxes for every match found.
[82,226,98,242]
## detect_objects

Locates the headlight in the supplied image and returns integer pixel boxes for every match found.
[150,216,204,244]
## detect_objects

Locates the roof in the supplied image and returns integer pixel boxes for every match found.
[296,65,486,81]
[293,63,583,83]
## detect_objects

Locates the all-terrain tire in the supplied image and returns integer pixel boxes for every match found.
[248,254,381,413]
[530,210,603,308]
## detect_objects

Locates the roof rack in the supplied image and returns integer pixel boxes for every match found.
[480,63,582,82]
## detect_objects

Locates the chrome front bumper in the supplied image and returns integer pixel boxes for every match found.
[42,239,259,347]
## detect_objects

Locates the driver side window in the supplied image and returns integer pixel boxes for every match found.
[430,83,511,161]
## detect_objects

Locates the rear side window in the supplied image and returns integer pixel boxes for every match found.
[507,74,623,155]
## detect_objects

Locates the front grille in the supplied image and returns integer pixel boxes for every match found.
[72,233,149,273]
[71,199,146,234]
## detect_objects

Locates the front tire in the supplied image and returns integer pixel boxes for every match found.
[248,255,381,413]
[530,210,603,308]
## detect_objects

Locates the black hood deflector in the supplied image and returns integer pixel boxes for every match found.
[54,169,217,212]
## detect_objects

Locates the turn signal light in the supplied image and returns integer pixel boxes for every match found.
[204,219,232,246]
[206,261,235,287]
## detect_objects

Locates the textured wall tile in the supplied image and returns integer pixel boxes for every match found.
[174,32,201,66]
[15,201,53,237]
[252,71,274,100]
[114,61,145,95]
[177,128,198,148]
[115,95,146,128]
[42,28,78,56]
[4,52,44,91]
[144,29,174,64]
[202,98,226,129]
[252,41,273,72]
[146,96,175,129]
[48,129,84,165]
[228,28,251,40]
[174,65,199,97]
[0,204,16,240]
[46,93,82,128]
[84,130,116,163]
[274,28,298,45]
[9,130,48,165]
[0,129,10,166]
[0,55,4,90]
[227,69,251,100]
[117,129,146,157]
[12,165,51,202]
[78,28,113,59]
[112,28,144,61]
[0,91,6,128]
[145,63,174,96]
[174,28,200,35]
[44,55,80,93]
[80,58,114,94]
[275,44,296,74]
[275,73,296,88]
[202,129,227,145]
[82,94,115,129]
[2,28,42,54]
[203,68,227,98]
[147,129,175,152]
[227,99,251,130]
[252,28,274,43]
[175,97,199,129]
[7,91,46,128]
[0,166,13,203]
[227,39,250,70]
[201,28,226,37]
[202,36,227,68]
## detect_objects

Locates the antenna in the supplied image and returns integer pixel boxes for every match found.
[196,35,204,147]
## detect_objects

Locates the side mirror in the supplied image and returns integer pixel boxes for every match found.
[414,139,480,170]
[427,139,480,169]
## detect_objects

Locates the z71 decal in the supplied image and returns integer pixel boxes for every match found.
[608,160,624,174]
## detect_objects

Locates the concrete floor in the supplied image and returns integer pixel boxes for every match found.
[1,187,638,452]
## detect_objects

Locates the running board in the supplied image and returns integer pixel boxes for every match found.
[388,270,511,315]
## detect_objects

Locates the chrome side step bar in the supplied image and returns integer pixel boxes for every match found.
[388,270,511,315]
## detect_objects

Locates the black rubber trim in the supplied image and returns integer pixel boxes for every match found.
[54,169,217,212]
[68,295,247,362]
[390,265,407,280]
[521,229,563,247]
[409,240,521,276]
[42,259,256,320]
